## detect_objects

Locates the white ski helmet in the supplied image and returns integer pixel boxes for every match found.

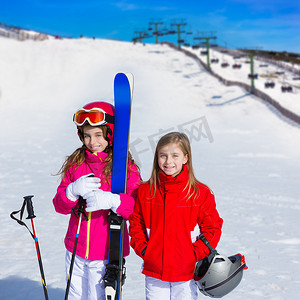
[194,235,247,298]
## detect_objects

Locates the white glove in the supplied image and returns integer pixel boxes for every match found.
[85,190,121,213]
[66,173,101,201]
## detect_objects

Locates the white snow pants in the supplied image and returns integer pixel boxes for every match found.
[145,276,198,300]
[65,250,108,300]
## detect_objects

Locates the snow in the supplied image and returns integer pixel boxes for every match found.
[187,46,300,116]
[0,37,300,299]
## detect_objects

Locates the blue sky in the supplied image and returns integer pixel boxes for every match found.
[1,0,299,53]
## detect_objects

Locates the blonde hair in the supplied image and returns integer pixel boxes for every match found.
[56,124,136,184]
[149,132,200,199]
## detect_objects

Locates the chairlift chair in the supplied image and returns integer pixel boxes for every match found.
[232,63,242,69]
[264,81,275,88]
[211,58,219,63]
[281,85,293,92]
[248,73,258,79]
[221,62,229,68]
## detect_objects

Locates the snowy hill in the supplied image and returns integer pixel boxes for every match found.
[0,22,50,41]
[187,45,300,116]
[0,37,300,300]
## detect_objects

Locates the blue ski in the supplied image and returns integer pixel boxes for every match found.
[112,72,133,193]
[104,72,133,300]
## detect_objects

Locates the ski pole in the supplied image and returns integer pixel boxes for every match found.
[64,196,88,300]
[10,195,49,300]
[26,196,49,300]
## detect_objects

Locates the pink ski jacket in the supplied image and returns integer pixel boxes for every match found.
[53,150,141,261]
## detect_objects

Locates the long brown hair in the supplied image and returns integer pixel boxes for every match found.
[56,125,112,182]
[149,132,200,199]
[56,124,138,184]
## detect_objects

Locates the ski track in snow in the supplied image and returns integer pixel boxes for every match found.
[0,38,300,299]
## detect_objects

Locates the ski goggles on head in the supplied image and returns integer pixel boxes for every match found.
[73,108,114,126]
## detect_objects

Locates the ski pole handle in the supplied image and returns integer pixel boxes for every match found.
[77,173,94,218]
[78,196,85,211]
[24,195,36,219]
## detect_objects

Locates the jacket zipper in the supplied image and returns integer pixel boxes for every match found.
[85,153,102,259]
[85,212,92,259]
[85,152,99,259]
[162,189,166,279]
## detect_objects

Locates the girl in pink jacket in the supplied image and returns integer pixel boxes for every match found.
[53,101,141,300]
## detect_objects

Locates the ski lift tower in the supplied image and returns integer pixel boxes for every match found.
[194,31,217,68]
[149,21,164,44]
[244,47,262,89]
[133,30,150,44]
[171,21,187,48]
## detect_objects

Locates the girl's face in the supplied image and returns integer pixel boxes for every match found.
[157,143,188,177]
[83,125,108,153]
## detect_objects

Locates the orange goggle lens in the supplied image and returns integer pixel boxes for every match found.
[74,109,106,126]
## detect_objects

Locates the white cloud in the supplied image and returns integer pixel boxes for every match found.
[112,1,174,11]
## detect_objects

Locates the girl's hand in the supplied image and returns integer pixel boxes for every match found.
[66,173,100,201]
[84,190,121,213]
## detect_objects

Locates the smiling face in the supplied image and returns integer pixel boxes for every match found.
[157,143,188,177]
[82,125,108,153]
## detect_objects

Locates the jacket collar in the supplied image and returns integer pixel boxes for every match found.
[158,164,189,186]
[85,148,108,163]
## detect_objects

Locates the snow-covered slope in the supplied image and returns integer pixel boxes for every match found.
[0,23,50,41]
[187,46,300,116]
[0,38,300,299]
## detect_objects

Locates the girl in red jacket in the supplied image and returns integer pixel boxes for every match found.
[53,101,141,300]
[129,132,223,300]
